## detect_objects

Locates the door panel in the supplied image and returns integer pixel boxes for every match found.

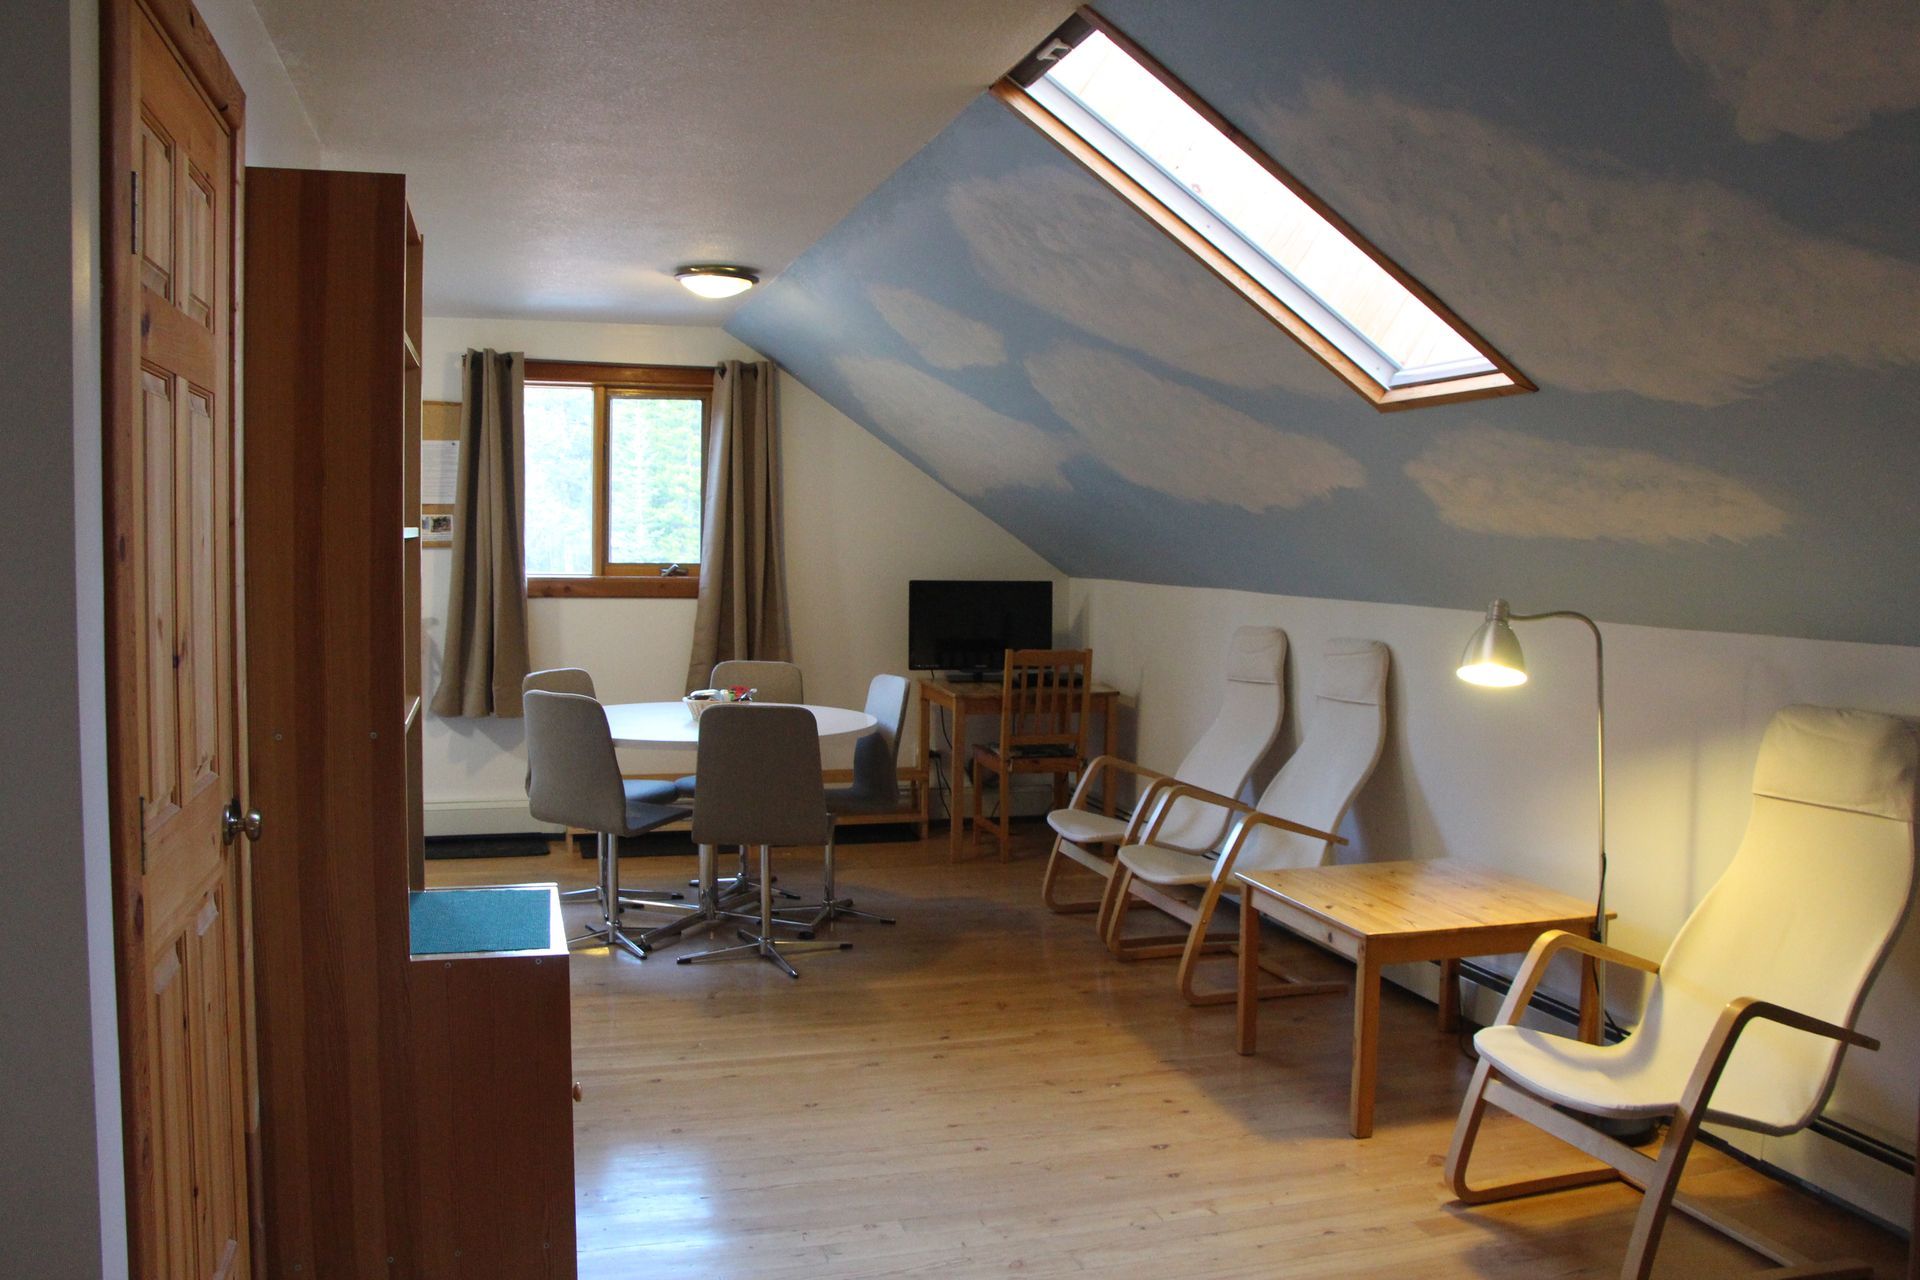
[140,365,180,822]
[114,5,250,1276]
[183,384,221,798]
[138,116,174,300]
[184,170,215,328]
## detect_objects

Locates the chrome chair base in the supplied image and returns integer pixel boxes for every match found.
[677,931,850,979]
[568,830,696,959]
[560,885,684,904]
[635,844,759,949]
[674,845,851,977]
[568,918,649,961]
[783,898,895,932]
[778,835,895,932]
[693,844,801,899]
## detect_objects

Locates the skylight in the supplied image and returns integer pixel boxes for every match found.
[1001,15,1531,409]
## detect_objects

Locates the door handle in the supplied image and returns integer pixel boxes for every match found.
[221,801,264,845]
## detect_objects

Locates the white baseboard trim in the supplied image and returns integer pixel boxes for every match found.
[430,773,1059,837]
[423,799,556,839]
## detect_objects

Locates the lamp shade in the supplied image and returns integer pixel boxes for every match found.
[1457,599,1528,687]
[675,264,758,298]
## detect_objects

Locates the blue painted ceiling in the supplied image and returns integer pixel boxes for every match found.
[728,0,1920,646]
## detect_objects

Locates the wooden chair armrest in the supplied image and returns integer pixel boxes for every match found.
[1064,755,1173,812]
[1493,930,1659,1028]
[1201,808,1350,888]
[1721,997,1878,1052]
[1231,808,1347,848]
[1136,782,1258,844]
[1672,996,1880,1124]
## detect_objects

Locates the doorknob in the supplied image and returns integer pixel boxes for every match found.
[221,801,264,844]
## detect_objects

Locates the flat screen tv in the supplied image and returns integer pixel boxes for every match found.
[908,580,1053,678]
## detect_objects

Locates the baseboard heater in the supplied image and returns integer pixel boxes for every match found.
[1451,958,1914,1179]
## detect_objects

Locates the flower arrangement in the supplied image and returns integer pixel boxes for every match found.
[684,685,757,719]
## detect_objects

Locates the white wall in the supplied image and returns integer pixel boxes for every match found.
[1069,576,1920,1224]
[0,0,121,1273]
[420,316,1062,832]
[191,0,322,167]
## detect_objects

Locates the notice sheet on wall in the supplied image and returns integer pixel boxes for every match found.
[421,440,460,505]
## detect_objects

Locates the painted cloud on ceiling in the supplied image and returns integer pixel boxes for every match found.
[1253,82,1920,406]
[868,284,1007,369]
[831,354,1071,498]
[946,167,1345,400]
[1026,343,1364,512]
[1662,0,1920,142]
[1407,425,1789,545]
[728,1,1920,645]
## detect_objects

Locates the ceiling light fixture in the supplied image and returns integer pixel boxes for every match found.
[674,264,758,299]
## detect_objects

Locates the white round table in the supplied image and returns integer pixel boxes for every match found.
[603,700,876,748]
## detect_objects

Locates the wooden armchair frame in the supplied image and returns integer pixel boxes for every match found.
[1102,781,1348,1005]
[1039,755,1177,915]
[1444,929,1878,1280]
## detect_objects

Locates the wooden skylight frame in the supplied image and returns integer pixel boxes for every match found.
[996,8,1535,412]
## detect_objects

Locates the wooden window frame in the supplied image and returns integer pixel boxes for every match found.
[998,8,1535,412]
[523,359,711,599]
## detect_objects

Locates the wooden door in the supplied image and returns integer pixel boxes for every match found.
[105,3,251,1275]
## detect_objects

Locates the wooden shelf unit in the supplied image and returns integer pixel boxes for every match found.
[403,206,426,887]
[243,167,575,1278]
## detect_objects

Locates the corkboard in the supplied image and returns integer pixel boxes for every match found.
[421,400,461,544]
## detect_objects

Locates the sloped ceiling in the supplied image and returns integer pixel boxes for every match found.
[728,0,1920,646]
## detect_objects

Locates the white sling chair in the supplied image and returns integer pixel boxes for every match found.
[1445,704,1918,1280]
[1103,639,1388,1005]
[1040,626,1287,926]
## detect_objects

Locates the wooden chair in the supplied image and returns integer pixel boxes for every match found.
[1041,626,1286,921]
[1103,639,1389,1005]
[970,649,1094,860]
[1445,704,1918,1280]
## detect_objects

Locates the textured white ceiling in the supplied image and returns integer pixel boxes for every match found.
[253,0,1076,321]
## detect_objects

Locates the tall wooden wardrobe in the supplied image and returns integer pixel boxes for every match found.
[244,167,575,1278]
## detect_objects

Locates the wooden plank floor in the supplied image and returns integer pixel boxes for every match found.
[427,827,1906,1279]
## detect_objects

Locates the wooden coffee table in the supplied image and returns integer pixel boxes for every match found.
[1234,857,1602,1137]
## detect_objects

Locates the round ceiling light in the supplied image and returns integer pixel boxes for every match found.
[675,264,759,299]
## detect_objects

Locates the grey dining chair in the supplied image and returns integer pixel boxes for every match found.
[676,659,809,900]
[676,704,851,978]
[788,673,910,931]
[524,690,691,961]
[523,667,683,906]
[713,659,804,702]
[674,658,806,796]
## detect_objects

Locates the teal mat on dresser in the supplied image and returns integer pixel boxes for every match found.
[408,888,551,956]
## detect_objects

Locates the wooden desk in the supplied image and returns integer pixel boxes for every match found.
[915,676,1121,859]
[1235,858,1601,1138]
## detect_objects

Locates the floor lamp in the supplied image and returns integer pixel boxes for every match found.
[1457,598,1610,1032]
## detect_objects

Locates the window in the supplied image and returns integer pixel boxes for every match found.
[999,11,1533,410]
[522,360,711,598]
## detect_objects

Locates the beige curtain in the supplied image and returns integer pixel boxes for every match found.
[685,360,792,691]
[430,349,531,717]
